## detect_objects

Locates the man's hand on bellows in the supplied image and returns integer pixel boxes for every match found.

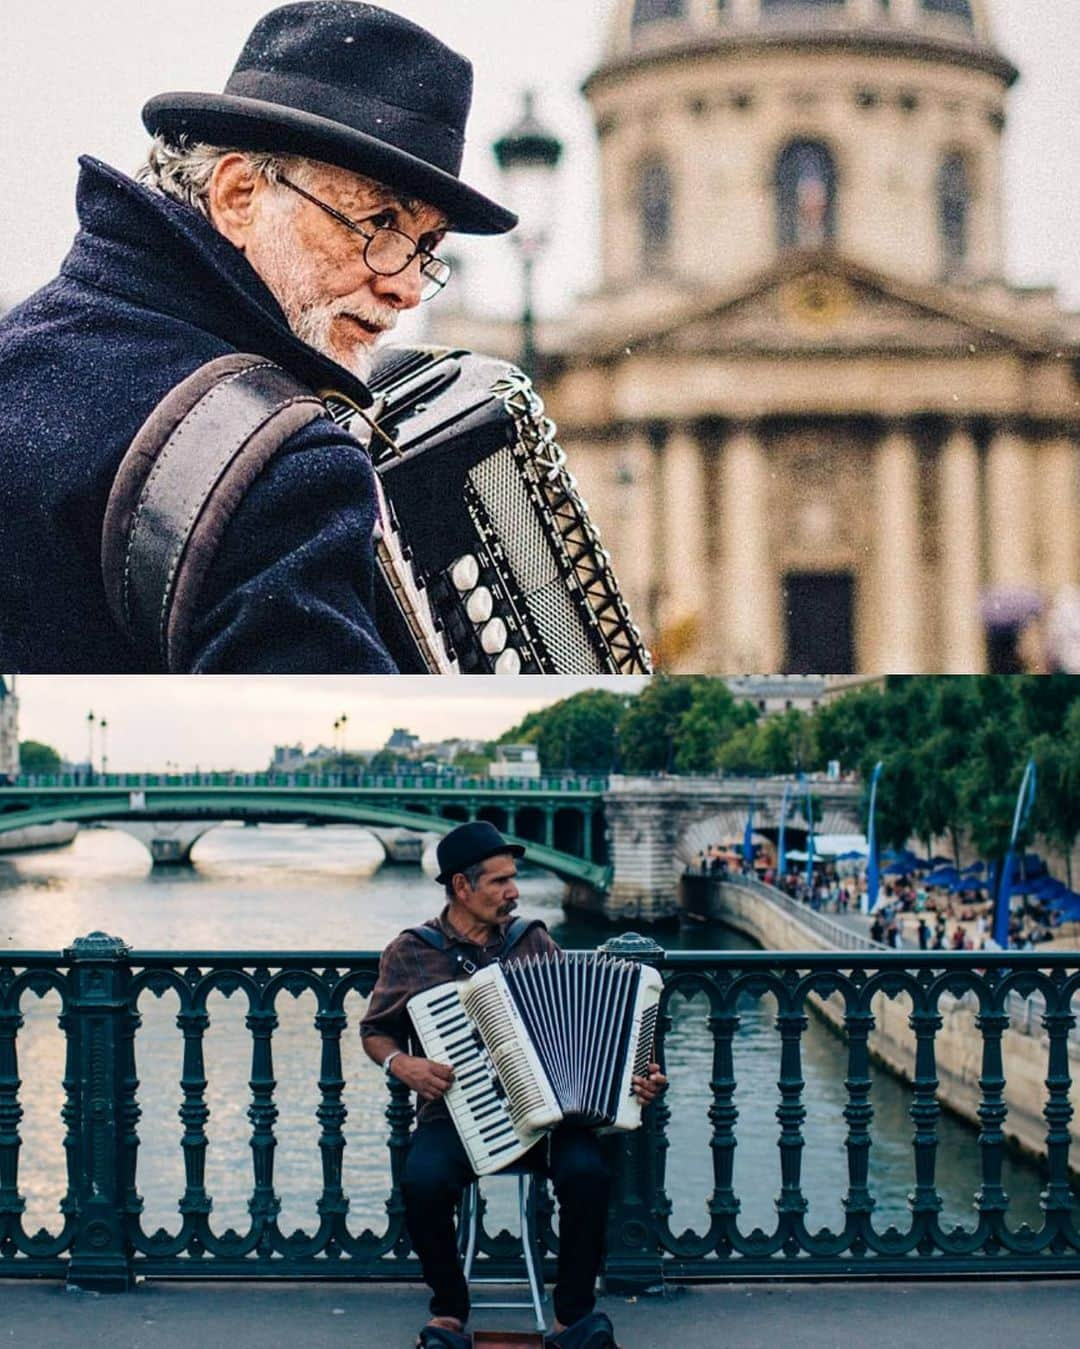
[631,1062,667,1105]
[390,1053,455,1101]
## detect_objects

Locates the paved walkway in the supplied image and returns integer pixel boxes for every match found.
[4,1278,1078,1348]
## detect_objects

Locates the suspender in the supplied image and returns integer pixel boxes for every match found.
[408,916,544,975]
[101,354,326,671]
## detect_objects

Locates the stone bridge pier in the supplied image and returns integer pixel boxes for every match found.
[108,820,218,865]
[599,775,862,923]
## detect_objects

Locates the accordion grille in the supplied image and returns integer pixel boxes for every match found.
[468,450,606,675]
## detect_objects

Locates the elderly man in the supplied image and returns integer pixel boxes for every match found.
[0,2,514,672]
[361,821,666,1349]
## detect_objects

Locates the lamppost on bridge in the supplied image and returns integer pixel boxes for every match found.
[86,710,96,784]
[100,718,109,779]
[493,91,563,378]
[339,713,348,777]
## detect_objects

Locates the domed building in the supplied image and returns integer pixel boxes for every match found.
[443,0,1079,674]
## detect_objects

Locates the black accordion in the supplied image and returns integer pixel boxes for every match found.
[408,954,663,1174]
[325,346,652,675]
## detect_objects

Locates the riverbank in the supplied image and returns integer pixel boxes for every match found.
[5,1278,1079,1349]
[703,877,1080,1173]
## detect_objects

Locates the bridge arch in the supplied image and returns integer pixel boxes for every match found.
[0,789,609,889]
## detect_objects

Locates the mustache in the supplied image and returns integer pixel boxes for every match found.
[330,300,399,333]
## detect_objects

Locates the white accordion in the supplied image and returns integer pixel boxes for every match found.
[408,954,663,1174]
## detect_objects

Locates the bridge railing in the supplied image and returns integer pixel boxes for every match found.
[2,934,1079,1292]
[722,872,884,951]
[8,773,608,793]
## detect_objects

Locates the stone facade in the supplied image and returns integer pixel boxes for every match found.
[436,0,1079,673]
[0,677,17,778]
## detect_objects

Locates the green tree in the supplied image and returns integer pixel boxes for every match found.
[452,750,492,777]
[531,689,627,774]
[618,676,702,772]
[672,680,757,773]
[18,740,61,774]
[1032,704,1080,887]
[366,749,405,774]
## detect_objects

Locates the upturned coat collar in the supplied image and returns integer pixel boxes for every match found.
[60,155,374,408]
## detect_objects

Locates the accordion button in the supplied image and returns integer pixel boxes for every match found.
[466,587,494,624]
[451,555,480,592]
[495,648,521,675]
[481,617,508,655]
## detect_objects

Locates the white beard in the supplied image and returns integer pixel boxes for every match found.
[250,209,398,385]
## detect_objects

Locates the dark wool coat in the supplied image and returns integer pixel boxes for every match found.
[0,157,397,672]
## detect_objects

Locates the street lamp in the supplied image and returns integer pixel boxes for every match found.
[100,718,109,779]
[86,710,96,784]
[493,90,563,377]
[340,713,349,778]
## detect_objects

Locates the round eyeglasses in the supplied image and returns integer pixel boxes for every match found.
[276,173,451,301]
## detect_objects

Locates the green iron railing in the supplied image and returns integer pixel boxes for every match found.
[1,933,1078,1291]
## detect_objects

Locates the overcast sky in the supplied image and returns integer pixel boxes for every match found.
[10,676,649,771]
[0,0,1077,322]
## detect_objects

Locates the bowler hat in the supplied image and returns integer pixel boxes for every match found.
[435,821,525,886]
[142,2,516,235]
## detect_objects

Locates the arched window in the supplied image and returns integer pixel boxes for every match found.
[921,0,973,22]
[632,0,685,27]
[776,141,837,250]
[638,158,673,270]
[938,151,971,271]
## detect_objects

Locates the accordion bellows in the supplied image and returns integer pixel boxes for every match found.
[408,954,663,1174]
[325,346,653,675]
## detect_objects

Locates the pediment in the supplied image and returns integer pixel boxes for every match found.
[617,254,1060,359]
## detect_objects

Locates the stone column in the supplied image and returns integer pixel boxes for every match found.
[729,0,759,26]
[611,429,658,640]
[891,0,921,26]
[850,0,882,22]
[872,425,922,671]
[659,424,708,664]
[720,423,776,671]
[986,430,1036,587]
[937,426,984,672]
[1037,437,1079,589]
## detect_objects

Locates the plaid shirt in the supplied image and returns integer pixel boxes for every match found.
[360,906,559,1123]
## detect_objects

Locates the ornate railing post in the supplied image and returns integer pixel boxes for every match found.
[597,932,666,1293]
[0,979,25,1242]
[64,933,137,1291]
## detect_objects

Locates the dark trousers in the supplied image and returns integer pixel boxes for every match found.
[403,1118,610,1327]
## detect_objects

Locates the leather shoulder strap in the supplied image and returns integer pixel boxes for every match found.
[405,918,543,960]
[101,353,327,671]
[501,917,545,956]
[407,925,448,952]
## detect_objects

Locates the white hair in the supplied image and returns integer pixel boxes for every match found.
[136,134,316,217]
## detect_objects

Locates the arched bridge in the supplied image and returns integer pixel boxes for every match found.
[0,773,864,918]
[0,777,611,889]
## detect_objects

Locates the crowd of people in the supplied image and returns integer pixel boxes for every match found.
[689,848,1065,951]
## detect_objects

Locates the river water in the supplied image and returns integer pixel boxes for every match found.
[1,824,1065,1244]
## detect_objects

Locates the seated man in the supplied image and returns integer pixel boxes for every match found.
[360,821,666,1346]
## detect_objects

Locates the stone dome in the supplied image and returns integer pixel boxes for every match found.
[586,0,1016,298]
[605,0,1001,68]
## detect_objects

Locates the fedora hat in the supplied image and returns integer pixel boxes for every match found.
[142,2,516,235]
[435,821,525,886]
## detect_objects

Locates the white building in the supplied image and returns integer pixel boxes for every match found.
[489,744,542,780]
